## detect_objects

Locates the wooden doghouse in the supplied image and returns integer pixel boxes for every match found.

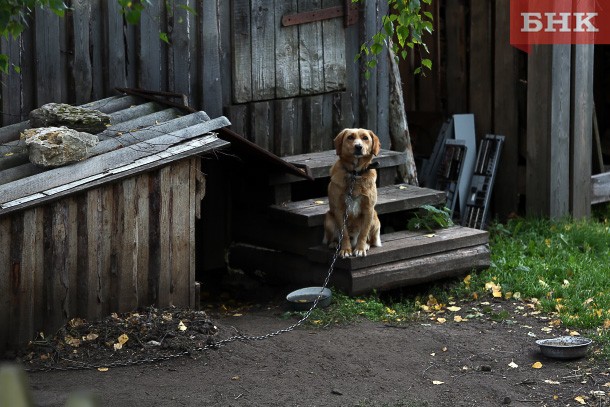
[0,94,231,354]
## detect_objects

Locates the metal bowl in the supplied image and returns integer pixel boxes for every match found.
[536,336,593,359]
[286,287,332,311]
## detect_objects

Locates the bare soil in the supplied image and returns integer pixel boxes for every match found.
[9,289,610,407]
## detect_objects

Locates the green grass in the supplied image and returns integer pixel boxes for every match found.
[289,204,610,356]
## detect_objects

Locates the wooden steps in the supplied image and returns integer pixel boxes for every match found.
[269,184,446,227]
[229,148,490,295]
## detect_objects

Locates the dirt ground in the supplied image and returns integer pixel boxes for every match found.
[9,289,610,407]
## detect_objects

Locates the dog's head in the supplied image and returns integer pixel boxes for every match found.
[334,128,380,158]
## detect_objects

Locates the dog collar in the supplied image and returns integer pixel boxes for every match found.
[349,161,380,176]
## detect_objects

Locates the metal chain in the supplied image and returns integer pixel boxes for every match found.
[25,175,357,373]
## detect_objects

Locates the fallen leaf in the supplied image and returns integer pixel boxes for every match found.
[313,200,325,205]
[453,315,464,322]
[436,318,447,324]
[84,333,99,341]
[574,396,587,404]
[508,361,518,369]
[424,233,436,238]
[442,347,448,352]
[232,313,243,317]
[178,321,187,331]
[544,379,560,385]
[117,334,129,345]
[113,343,123,351]
[97,367,109,372]
[430,352,436,357]
[64,335,81,348]
[432,380,444,385]
[569,330,580,336]
[398,185,407,190]
[447,306,461,312]
[602,382,610,387]
[492,289,503,298]
[231,376,240,381]
[532,361,543,369]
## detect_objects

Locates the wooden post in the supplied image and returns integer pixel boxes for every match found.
[469,0,493,139]
[570,45,594,219]
[493,0,520,219]
[526,45,572,218]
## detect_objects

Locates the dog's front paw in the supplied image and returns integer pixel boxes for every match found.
[339,248,352,258]
[353,245,368,257]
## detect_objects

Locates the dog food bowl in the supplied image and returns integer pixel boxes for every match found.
[536,336,593,359]
[286,287,332,311]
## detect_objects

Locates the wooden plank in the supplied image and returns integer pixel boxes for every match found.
[321,0,346,92]
[148,170,161,305]
[138,2,163,90]
[526,45,572,218]
[8,212,27,346]
[269,183,447,227]
[89,0,105,99]
[158,166,172,307]
[250,101,274,150]
[119,177,138,312]
[109,183,123,312]
[270,148,407,183]
[274,98,303,156]
[359,0,378,129]
[303,94,332,152]
[0,37,23,126]
[350,245,490,295]
[99,186,114,316]
[0,216,11,352]
[251,0,276,100]
[169,160,192,307]
[231,0,253,103]
[20,20,36,120]
[106,0,128,90]
[65,198,79,319]
[332,92,355,134]
[275,0,300,98]
[493,0,520,220]
[45,202,69,334]
[225,104,250,137]
[217,0,233,107]
[85,188,103,319]
[170,0,194,102]
[375,0,390,147]
[308,226,488,269]
[188,158,198,306]
[469,0,493,139]
[135,173,150,306]
[344,0,360,122]
[72,0,93,104]
[34,7,62,105]
[570,45,594,218]
[298,0,325,94]
[200,0,223,116]
[444,0,468,114]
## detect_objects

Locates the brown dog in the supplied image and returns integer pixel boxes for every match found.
[323,128,382,258]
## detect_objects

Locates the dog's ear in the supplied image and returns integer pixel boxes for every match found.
[368,130,381,156]
[334,129,349,156]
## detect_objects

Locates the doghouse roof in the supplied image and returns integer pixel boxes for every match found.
[0,93,232,216]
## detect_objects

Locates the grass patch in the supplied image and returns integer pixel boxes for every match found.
[289,207,610,356]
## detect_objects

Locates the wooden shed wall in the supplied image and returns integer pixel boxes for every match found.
[401,0,594,219]
[0,0,393,156]
[0,158,200,352]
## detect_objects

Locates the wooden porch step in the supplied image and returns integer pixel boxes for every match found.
[269,149,407,184]
[308,226,489,270]
[227,231,490,295]
[269,183,446,227]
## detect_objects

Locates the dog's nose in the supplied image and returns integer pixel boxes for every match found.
[354,144,363,153]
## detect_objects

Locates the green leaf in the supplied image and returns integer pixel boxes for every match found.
[422,58,432,69]
[159,32,170,44]
[371,42,383,55]
[12,64,21,74]
[364,69,371,80]
[0,54,8,74]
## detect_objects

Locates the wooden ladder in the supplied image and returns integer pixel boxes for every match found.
[228,149,490,295]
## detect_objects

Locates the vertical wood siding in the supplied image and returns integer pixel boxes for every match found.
[0,158,199,353]
[0,0,392,153]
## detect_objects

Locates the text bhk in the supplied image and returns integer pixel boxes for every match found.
[521,13,598,33]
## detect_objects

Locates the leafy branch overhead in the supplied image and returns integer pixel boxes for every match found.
[353,0,434,79]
